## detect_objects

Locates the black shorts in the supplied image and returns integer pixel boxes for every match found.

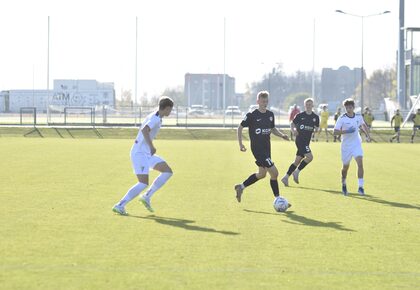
[394,127,400,132]
[252,151,274,168]
[295,139,311,157]
[414,125,420,130]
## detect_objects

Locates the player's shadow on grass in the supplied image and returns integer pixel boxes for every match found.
[129,215,240,236]
[299,186,420,211]
[243,209,355,232]
[351,195,420,211]
[296,186,343,195]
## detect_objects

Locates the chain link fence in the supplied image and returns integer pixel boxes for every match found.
[0,105,413,128]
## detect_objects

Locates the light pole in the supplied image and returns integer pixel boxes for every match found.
[335,10,390,109]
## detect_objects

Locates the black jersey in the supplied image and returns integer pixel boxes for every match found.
[241,109,275,155]
[293,111,320,143]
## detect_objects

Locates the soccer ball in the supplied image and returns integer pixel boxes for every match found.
[273,196,289,212]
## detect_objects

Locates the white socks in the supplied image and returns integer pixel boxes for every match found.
[358,178,364,187]
[117,182,148,207]
[144,172,173,199]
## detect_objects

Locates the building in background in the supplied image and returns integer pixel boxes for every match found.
[184,73,236,110]
[320,66,363,109]
[0,79,115,113]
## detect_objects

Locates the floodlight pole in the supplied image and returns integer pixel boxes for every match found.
[335,10,390,109]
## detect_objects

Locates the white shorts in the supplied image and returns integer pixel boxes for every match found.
[341,145,363,165]
[130,151,165,175]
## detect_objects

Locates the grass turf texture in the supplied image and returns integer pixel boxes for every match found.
[0,138,419,289]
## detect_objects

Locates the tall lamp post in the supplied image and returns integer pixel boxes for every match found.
[335,10,390,109]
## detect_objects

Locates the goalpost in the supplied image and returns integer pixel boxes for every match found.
[20,107,43,137]
[20,107,37,125]
[64,107,95,125]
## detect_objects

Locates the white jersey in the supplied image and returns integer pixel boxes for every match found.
[132,111,162,154]
[334,113,365,147]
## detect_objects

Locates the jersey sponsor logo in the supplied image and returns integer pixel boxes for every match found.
[256,118,262,121]
[313,118,316,122]
[255,128,271,135]
[300,124,315,131]
[270,116,273,121]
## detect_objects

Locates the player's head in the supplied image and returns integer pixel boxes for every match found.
[417,108,420,114]
[396,109,400,114]
[256,91,269,109]
[303,98,314,111]
[337,107,341,112]
[158,96,174,116]
[322,105,327,111]
[343,98,355,113]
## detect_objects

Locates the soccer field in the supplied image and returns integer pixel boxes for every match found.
[1,138,419,289]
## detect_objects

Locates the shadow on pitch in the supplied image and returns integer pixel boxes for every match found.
[243,209,355,232]
[128,215,239,236]
[299,186,420,211]
[351,195,420,211]
[296,186,343,195]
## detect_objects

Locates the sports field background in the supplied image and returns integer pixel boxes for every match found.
[0,131,419,289]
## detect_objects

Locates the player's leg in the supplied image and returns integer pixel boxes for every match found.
[235,166,267,202]
[267,165,280,197]
[140,156,173,212]
[325,128,329,142]
[281,155,303,186]
[412,126,418,143]
[113,174,149,215]
[341,149,352,196]
[113,153,150,215]
[355,156,365,195]
[292,152,313,184]
[397,128,401,143]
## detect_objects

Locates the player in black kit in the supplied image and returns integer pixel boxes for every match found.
[234,91,290,203]
[281,98,319,186]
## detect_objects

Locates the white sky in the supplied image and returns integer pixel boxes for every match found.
[1,0,420,98]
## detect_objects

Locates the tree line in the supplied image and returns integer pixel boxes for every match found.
[116,65,397,110]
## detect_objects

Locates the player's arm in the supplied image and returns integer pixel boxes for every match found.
[141,125,156,155]
[290,121,299,136]
[237,125,246,152]
[333,118,354,135]
[271,127,289,140]
[360,122,371,141]
[391,116,395,127]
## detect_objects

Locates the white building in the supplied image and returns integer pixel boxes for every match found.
[0,79,115,113]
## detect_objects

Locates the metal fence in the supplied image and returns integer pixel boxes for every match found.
[0,105,413,128]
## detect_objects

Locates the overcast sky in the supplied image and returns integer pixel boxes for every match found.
[1,0,419,98]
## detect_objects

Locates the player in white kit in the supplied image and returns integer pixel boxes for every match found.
[112,97,174,215]
[333,98,371,196]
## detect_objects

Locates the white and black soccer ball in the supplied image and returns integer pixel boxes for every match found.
[273,196,289,212]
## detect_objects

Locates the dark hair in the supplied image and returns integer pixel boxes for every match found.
[343,98,355,107]
[159,96,174,110]
[257,91,269,99]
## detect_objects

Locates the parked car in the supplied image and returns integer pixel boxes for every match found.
[188,105,206,116]
[225,106,242,116]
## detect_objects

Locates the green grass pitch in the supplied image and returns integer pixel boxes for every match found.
[0,137,419,289]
